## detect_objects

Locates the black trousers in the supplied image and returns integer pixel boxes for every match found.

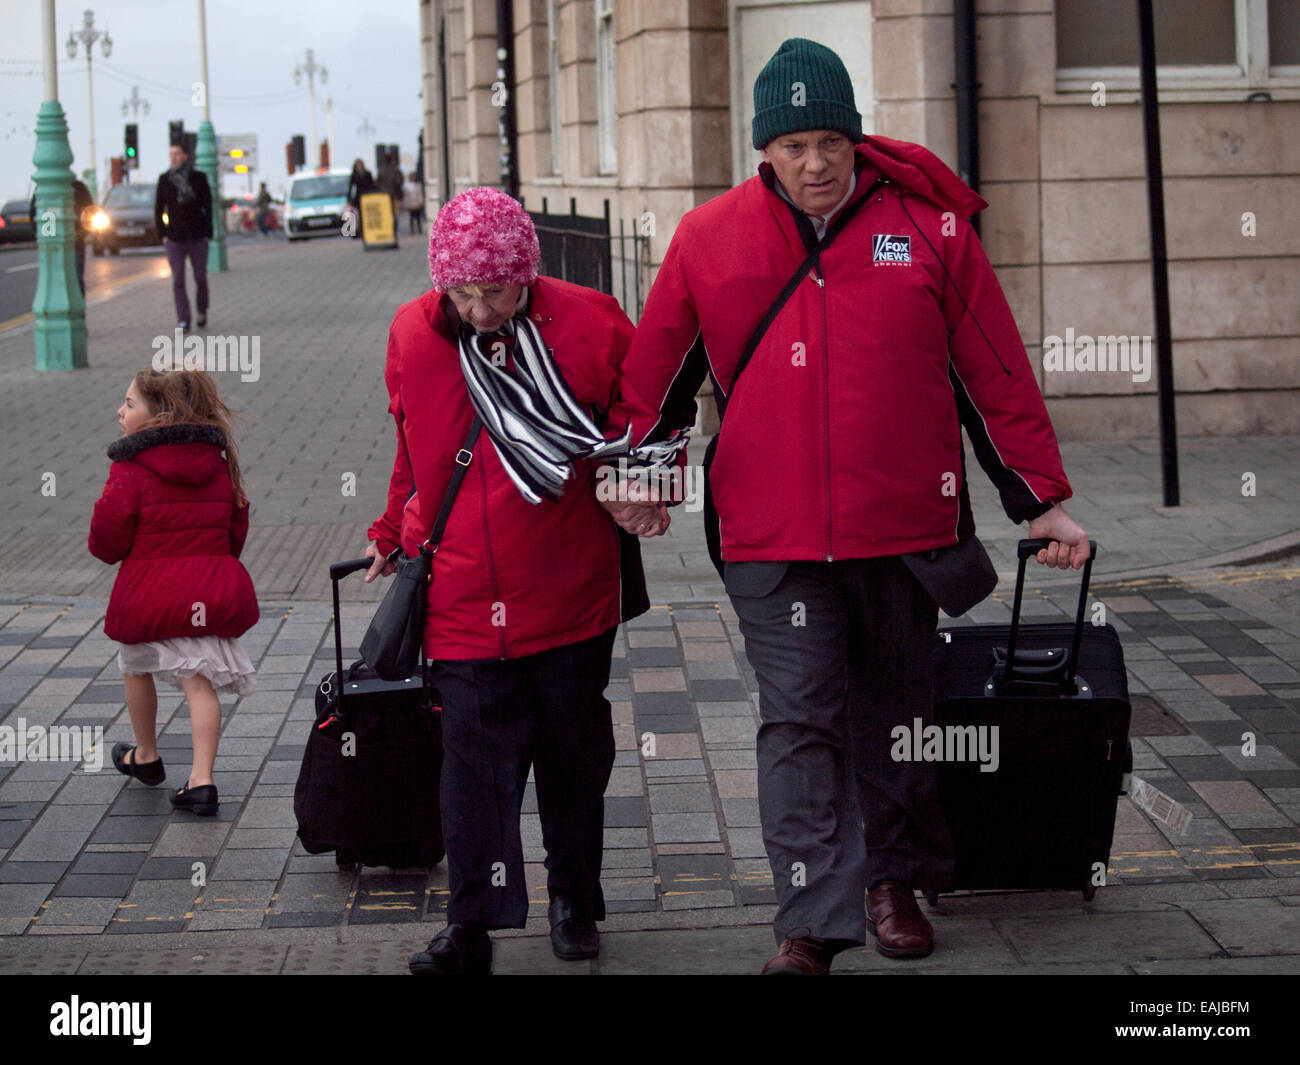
[429,627,617,929]
[727,558,955,944]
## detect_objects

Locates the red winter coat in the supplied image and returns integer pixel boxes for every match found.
[612,136,1072,563]
[88,424,259,644]
[367,277,637,661]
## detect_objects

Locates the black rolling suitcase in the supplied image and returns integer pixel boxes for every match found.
[928,538,1131,903]
[294,558,445,869]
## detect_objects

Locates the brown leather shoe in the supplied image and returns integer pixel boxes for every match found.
[761,931,837,975]
[866,881,934,959]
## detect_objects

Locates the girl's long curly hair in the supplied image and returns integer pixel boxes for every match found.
[132,368,248,507]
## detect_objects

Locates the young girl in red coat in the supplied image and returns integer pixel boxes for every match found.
[89,368,259,816]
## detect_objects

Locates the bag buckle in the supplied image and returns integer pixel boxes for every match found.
[455,448,473,467]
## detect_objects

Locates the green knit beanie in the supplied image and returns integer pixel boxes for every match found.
[752,38,862,150]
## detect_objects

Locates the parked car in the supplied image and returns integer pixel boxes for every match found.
[225,194,280,234]
[283,170,352,241]
[90,184,160,255]
[0,199,36,244]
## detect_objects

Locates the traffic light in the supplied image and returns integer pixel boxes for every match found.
[124,124,138,168]
[169,119,184,147]
[291,135,306,168]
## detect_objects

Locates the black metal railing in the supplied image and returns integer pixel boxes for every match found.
[528,197,648,320]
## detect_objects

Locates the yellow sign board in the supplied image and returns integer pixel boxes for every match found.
[361,191,398,249]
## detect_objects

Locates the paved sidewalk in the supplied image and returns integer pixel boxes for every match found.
[0,238,1298,974]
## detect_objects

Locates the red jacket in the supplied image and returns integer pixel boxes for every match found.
[612,136,1071,563]
[368,277,637,660]
[89,424,259,644]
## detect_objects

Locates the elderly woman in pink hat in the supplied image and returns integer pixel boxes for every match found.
[364,187,678,975]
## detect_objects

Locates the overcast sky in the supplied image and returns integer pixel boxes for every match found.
[1,0,424,203]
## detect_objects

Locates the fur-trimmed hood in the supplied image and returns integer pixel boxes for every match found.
[107,423,229,487]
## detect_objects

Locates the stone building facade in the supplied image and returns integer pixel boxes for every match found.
[417,0,1299,437]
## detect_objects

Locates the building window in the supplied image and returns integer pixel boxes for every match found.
[548,0,562,175]
[1056,0,1299,90]
[596,0,617,174]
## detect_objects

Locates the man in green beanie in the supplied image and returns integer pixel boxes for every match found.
[605,38,1087,973]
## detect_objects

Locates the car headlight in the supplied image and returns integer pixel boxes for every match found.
[90,210,110,231]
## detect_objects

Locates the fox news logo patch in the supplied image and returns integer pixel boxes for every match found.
[872,234,912,265]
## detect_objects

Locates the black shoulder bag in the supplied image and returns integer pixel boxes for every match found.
[360,414,483,680]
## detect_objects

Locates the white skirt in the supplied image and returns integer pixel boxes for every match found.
[118,636,257,698]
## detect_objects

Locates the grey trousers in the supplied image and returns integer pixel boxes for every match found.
[727,557,954,944]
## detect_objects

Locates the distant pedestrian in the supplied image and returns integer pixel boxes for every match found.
[377,153,404,228]
[31,177,93,294]
[90,368,259,818]
[255,182,272,236]
[347,158,376,239]
[154,142,213,330]
[403,176,424,234]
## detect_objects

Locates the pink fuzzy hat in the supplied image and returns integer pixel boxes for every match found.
[428,187,540,290]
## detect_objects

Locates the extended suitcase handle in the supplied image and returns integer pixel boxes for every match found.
[999,539,1098,696]
[327,556,431,718]
[330,558,373,581]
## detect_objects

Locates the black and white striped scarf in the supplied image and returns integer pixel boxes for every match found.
[458,312,686,504]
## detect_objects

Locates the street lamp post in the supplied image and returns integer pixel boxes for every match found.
[65,7,112,199]
[121,85,150,118]
[294,49,327,169]
[326,95,335,169]
[34,0,87,370]
[195,0,226,272]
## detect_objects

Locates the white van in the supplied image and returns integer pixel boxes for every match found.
[284,169,353,241]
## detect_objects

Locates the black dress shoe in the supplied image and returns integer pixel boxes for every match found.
[196,312,207,327]
[409,923,492,975]
[548,895,599,960]
[111,743,165,786]
[169,783,218,816]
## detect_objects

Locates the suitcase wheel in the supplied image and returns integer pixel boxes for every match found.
[1082,883,1096,901]
[924,890,939,907]
[336,849,358,871]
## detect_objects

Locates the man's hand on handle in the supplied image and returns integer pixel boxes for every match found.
[1026,503,1089,570]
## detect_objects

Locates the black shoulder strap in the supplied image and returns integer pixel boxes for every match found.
[395,413,483,556]
[719,178,883,418]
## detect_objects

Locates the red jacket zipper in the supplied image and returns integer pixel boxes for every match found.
[819,257,833,562]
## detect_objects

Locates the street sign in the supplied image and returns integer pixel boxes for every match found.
[217,133,259,175]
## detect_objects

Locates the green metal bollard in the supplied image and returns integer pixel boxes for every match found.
[31,99,87,371]
[196,119,228,273]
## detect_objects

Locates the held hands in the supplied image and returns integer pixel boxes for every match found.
[1026,503,1089,570]
[364,540,397,582]
[598,497,671,537]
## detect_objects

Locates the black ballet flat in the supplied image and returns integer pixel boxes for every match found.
[111,743,165,787]
[169,783,219,816]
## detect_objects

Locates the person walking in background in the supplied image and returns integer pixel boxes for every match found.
[255,182,272,236]
[90,368,259,818]
[31,177,94,295]
[403,175,425,235]
[377,153,404,228]
[347,158,376,239]
[154,142,212,330]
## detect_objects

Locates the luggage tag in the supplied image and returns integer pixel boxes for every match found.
[1124,774,1193,835]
